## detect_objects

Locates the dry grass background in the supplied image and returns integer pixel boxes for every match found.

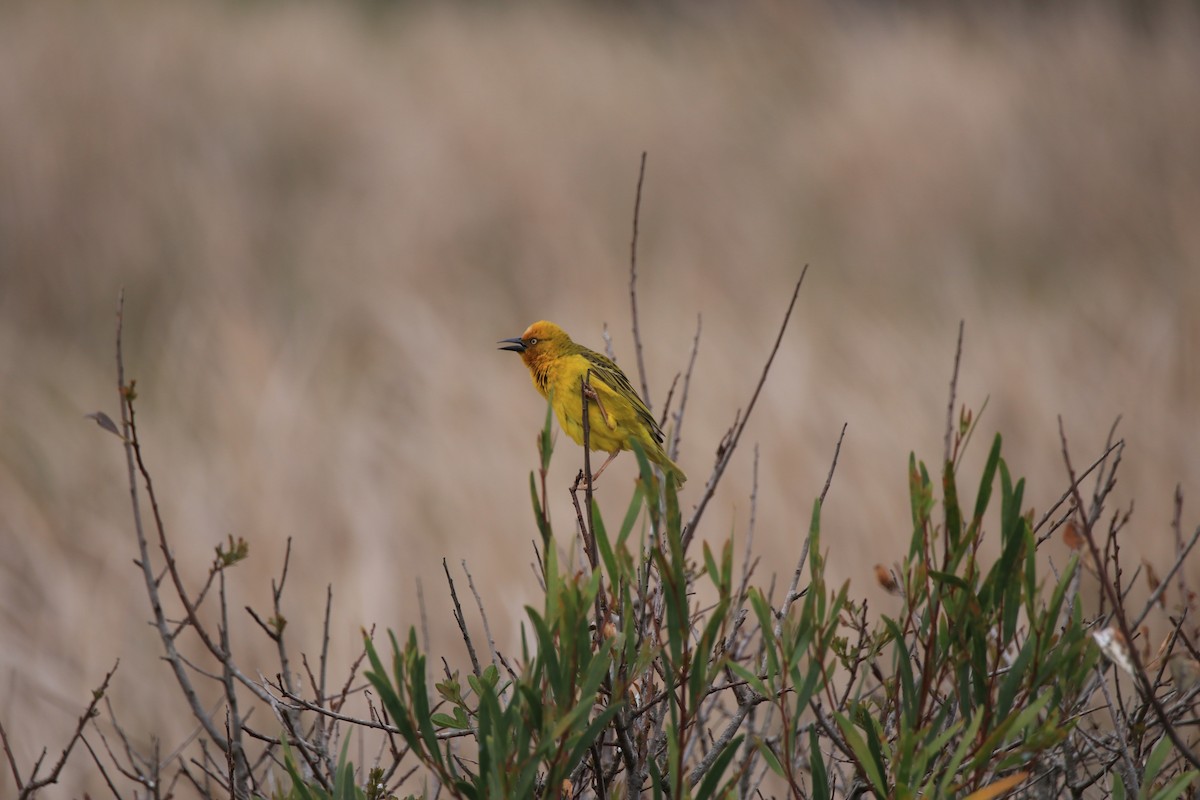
[0,1,1197,795]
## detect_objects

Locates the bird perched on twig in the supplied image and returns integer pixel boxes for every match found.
[499,321,686,488]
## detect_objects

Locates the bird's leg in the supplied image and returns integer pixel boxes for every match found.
[589,451,620,483]
[583,383,617,430]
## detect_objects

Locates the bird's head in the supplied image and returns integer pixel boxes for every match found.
[498,321,571,365]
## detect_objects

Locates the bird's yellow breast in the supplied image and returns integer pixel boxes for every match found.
[538,353,634,454]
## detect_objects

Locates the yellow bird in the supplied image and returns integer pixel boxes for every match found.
[500,321,686,488]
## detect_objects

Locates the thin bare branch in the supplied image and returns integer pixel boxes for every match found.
[943,321,964,466]
[628,151,652,408]
[3,661,118,800]
[682,269,808,551]
[463,561,500,672]
[669,314,701,463]
[443,558,482,679]
[1059,417,1200,773]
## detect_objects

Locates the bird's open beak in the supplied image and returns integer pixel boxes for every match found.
[498,337,526,353]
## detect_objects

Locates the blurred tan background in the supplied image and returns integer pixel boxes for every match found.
[1,0,1197,795]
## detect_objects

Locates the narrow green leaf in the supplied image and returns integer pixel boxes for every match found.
[727,662,769,699]
[281,737,323,800]
[929,570,971,592]
[617,483,644,549]
[530,473,551,544]
[883,616,917,727]
[1023,518,1037,616]
[541,394,555,469]
[996,636,1035,720]
[1148,771,1199,800]
[748,589,779,682]
[703,541,721,592]
[695,734,744,800]
[809,727,830,800]
[409,648,440,762]
[1043,554,1079,632]
[836,712,887,796]
[935,712,983,798]
[757,739,785,777]
[970,435,1002,533]
[943,459,963,549]
[1143,735,1176,788]
[564,702,624,773]
[592,497,620,582]
[335,734,355,800]
[973,691,1054,769]
[430,712,460,729]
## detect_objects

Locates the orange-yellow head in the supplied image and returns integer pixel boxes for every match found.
[497,320,575,370]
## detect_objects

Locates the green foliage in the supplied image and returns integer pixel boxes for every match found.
[833,434,1101,796]
[280,423,1200,798]
[95,350,1200,800]
[361,545,620,797]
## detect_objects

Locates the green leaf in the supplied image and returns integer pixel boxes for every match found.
[1148,771,1199,800]
[695,734,743,800]
[934,712,983,798]
[592,497,620,582]
[727,661,769,699]
[970,434,1002,534]
[748,589,779,682]
[529,473,551,545]
[929,570,971,593]
[883,616,917,728]
[996,636,1035,720]
[281,737,324,800]
[1043,553,1079,633]
[943,459,963,549]
[564,703,625,778]
[540,394,555,469]
[836,712,887,796]
[1143,735,1176,790]
[617,483,644,549]
[757,739,785,777]
[809,727,830,800]
[431,712,469,730]
[703,541,721,593]
[334,734,355,800]
[973,691,1053,770]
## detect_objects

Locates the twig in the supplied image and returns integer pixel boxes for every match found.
[820,423,848,507]
[1034,439,1124,543]
[658,372,681,430]
[1133,524,1200,630]
[735,445,761,607]
[669,314,702,463]
[0,661,118,800]
[113,291,236,755]
[681,269,808,551]
[686,699,762,787]
[687,425,841,789]
[580,372,598,572]
[79,734,123,800]
[268,682,475,741]
[417,579,431,656]
[628,151,652,409]
[463,561,500,672]
[217,567,251,790]
[1059,418,1200,772]
[943,321,964,466]
[443,559,481,678]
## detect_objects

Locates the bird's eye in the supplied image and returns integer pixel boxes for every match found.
[528,338,538,345]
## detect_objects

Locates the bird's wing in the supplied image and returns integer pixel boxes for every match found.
[578,347,665,445]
